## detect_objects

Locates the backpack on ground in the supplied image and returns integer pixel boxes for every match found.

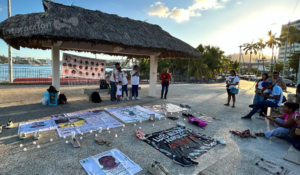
[58,94,67,104]
[91,92,102,103]
[100,79,109,89]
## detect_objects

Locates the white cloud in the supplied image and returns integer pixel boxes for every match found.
[237,2,242,4]
[146,0,228,23]
[0,8,2,12]
[147,2,170,18]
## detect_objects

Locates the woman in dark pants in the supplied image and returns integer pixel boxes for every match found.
[160,68,172,99]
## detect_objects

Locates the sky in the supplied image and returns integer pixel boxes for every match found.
[0,0,299,61]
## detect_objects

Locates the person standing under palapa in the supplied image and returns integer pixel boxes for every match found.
[117,67,129,100]
[109,63,120,101]
[160,68,172,99]
[224,70,239,108]
[130,65,140,100]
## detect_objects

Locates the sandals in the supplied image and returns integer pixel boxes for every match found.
[95,139,112,147]
[230,130,256,139]
[224,104,230,106]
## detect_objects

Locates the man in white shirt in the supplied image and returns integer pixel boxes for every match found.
[130,65,140,100]
[110,63,120,101]
[242,82,283,119]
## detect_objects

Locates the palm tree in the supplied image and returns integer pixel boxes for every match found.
[266,31,281,72]
[280,26,300,54]
[243,40,258,74]
[256,37,266,72]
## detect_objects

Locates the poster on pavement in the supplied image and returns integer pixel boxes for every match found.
[61,53,106,79]
[79,149,142,175]
[18,119,57,134]
[105,105,164,123]
[143,103,188,114]
[143,126,218,160]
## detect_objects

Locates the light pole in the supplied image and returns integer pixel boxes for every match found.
[283,21,290,78]
[8,0,13,83]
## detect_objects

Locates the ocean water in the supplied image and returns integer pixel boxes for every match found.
[0,64,116,82]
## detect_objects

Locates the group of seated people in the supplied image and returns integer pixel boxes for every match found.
[242,72,300,151]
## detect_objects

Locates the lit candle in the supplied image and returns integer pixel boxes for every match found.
[20,144,23,148]
[50,138,53,142]
[108,131,111,134]
[66,141,68,144]
[171,113,173,115]
[115,134,118,138]
[107,127,109,131]
[134,124,136,126]
[122,129,124,132]
[169,122,170,125]
[95,134,98,137]
[152,124,155,127]
[139,121,142,123]
[23,148,27,151]
[123,124,125,128]
[164,118,166,120]
[90,130,93,133]
[33,141,36,145]
[184,118,186,121]
[80,133,83,136]
[37,145,40,149]
[80,137,82,140]
[63,136,66,139]
[139,127,141,129]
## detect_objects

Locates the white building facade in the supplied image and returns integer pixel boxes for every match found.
[277,19,300,62]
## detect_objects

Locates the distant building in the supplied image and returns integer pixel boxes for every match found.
[240,61,270,72]
[277,19,300,62]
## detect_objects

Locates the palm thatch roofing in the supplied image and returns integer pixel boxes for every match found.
[0,0,202,59]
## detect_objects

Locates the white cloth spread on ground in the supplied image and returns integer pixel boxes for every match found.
[18,119,56,134]
[130,70,139,85]
[226,76,239,89]
[265,85,283,106]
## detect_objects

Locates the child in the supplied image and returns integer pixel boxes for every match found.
[130,65,140,100]
[117,68,129,100]
[255,102,299,139]
[116,81,122,102]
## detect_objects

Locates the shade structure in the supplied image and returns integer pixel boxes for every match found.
[0,0,202,96]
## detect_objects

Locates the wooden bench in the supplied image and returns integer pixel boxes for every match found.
[83,87,141,101]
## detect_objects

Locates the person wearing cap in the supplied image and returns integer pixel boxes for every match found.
[110,63,120,101]
[266,71,287,91]
[242,81,283,119]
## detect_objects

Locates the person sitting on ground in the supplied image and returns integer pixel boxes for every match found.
[266,71,287,91]
[224,70,239,108]
[254,102,299,139]
[252,73,269,109]
[285,120,300,151]
[242,81,283,119]
[117,67,129,100]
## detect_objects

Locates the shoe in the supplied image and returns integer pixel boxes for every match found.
[117,99,120,102]
[148,161,166,175]
[126,97,129,100]
[187,113,195,117]
[34,130,40,140]
[185,105,191,108]
[255,115,265,120]
[173,156,193,167]
[5,121,13,129]
[164,97,167,99]
[182,113,188,117]
[167,116,179,120]
[241,116,251,119]
[132,97,135,100]
[72,138,81,148]
[224,104,230,106]
[180,104,185,108]
[121,97,124,100]
[182,156,199,166]
[249,104,255,108]
[135,129,146,140]
[177,121,185,127]
[136,97,140,100]
[216,136,226,145]
[161,97,163,99]
[19,132,26,140]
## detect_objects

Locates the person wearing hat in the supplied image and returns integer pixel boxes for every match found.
[242,81,283,119]
[110,63,120,101]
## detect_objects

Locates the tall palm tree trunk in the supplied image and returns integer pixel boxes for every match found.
[271,47,274,73]
[249,52,252,74]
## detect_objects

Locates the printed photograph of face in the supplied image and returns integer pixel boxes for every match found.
[98,156,120,170]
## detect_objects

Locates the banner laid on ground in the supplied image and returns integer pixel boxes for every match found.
[79,148,142,175]
[18,119,57,134]
[143,126,218,160]
[61,53,106,79]
[105,105,164,123]
[53,110,122,137]
[143,103,188,114]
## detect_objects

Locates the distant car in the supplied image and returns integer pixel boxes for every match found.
[284,79,295,87]
[248,75,257,81]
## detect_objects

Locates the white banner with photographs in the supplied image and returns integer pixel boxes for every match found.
[80,149,142,175]
[61,53,106,79]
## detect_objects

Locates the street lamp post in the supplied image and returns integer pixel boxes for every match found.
[8,0,13,83]
[283,21,290,78]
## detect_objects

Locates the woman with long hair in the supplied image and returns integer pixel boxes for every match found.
[224,70,239,108]
[253,73,269,105]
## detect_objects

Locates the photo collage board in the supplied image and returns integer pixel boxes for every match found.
[61,53,106,79]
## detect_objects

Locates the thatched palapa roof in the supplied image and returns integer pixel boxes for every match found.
[0,0,202,59]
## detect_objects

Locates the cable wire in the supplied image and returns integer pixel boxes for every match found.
[292,0,300,16]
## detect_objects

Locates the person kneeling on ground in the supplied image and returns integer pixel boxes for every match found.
[224,70,239,108]
[255,102,299,139]
[241,81,283,119]
[285,123,300,151]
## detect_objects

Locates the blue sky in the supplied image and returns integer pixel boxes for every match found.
[0,0,299,60]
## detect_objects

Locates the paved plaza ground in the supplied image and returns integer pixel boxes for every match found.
[0,80,299,175]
